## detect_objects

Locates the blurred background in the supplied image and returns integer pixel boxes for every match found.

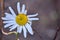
[0,0,60,40]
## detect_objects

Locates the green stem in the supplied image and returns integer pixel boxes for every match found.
[16,33,18,40]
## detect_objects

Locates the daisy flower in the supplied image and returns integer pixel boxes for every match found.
[1,2,39,38]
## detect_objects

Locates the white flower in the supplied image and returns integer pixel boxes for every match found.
[1,2,39,38]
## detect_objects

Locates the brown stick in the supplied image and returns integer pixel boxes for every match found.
[0,0,4,40]
[1,0,4,13]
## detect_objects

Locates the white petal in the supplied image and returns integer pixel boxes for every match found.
[4,23,14,28]
[25,23,33,35]
[9,7,16,17]
[9,24,18,31]
[5,13,13,17]
[23,26,27,38]
[28,21,32,26]
[22,4,25,13]
[5,13,15,19]
[3,21,15,24]
[28,18,39,21]
[1,17,14,20]
[17,26,22,33]
[27,13,38,17]
[1,17,10,20]
[24,10,27,14]
[17,2,20,13]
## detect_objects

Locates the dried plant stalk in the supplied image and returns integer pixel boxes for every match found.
[1,0,4,13]
[1,28,17,35]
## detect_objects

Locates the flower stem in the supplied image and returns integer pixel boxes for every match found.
[16,33,19,40]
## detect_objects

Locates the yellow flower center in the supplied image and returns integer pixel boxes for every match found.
[15,13,28,26]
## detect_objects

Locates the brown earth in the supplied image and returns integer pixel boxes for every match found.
[0,0,60,40]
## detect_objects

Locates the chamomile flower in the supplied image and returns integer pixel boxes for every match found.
[2,2,39,38]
